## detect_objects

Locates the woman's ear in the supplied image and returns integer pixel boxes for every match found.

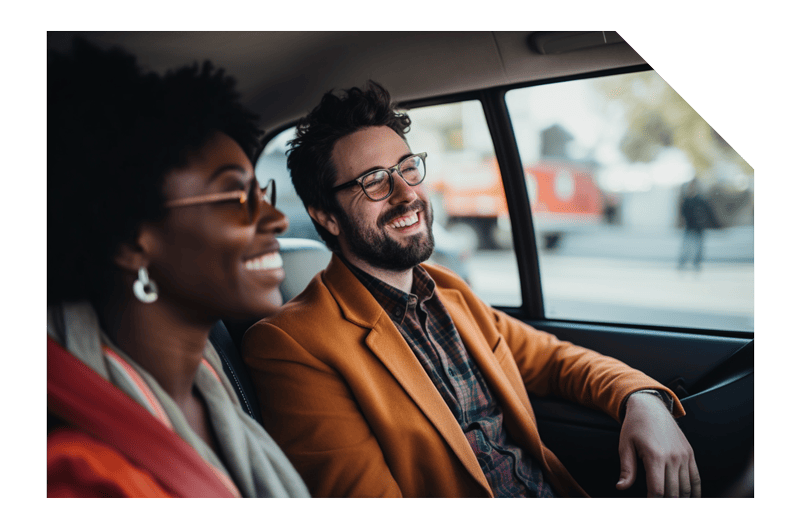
[307,206,340,237]
[112,226,158,273]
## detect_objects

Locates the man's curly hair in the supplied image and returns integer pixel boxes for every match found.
[48,38,261,306]
[286,81,412,252]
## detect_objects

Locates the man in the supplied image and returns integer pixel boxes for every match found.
[678,178,720,270]
[242,81,700,498]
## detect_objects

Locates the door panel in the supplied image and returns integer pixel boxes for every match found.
[513,317,753,497]
[531,320,751,389]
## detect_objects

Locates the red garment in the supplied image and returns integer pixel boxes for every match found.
[47,337,238,497]
[48,430,172,497]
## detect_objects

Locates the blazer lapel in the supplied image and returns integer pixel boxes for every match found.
[437,287,550,464]
[323,256,491,493]
[364,318,490,491]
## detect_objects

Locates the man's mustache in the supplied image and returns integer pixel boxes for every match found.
[378,199,428,226]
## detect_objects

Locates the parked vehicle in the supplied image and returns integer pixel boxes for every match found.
[433,157,607,249]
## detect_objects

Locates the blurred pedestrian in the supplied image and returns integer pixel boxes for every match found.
[678,178,719,270]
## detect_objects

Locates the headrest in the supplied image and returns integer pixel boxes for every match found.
[277,237,332,302]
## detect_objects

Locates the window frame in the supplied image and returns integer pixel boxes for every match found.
[257,65,753,340]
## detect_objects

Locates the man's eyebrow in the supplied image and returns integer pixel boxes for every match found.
[356,152,414,178]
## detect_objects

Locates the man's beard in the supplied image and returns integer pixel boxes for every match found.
[338,199,435,271]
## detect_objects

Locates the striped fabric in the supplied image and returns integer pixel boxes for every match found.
[104,346,173,429]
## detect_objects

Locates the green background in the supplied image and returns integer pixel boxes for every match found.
[20,0,776,527]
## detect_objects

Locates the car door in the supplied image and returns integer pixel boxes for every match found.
[402,68,754,498]
[258,65,753,497]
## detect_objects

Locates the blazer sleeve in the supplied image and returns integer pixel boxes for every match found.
[490,307,684,421]
[242,321,403,498]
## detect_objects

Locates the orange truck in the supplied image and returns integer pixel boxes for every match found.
[431,157,608,250]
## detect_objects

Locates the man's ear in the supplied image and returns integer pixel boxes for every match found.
[307,206,340,237]
[112,227,159,274]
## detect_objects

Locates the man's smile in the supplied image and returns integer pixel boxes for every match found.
[387,210,421,229]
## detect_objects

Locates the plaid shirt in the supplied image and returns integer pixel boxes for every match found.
[347,262,555,498]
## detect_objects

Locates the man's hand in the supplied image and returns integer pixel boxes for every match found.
[616,392,701,497]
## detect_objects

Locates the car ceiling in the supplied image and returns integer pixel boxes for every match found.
[47,31,646,134]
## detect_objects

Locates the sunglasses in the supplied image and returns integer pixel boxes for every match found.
[165,178,276,224]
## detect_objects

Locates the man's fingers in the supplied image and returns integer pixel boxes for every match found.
[689,456,702,498]
[679,463,692,498]
[644,458,665,498]
[616,441,637,490]
[664,462,680,498]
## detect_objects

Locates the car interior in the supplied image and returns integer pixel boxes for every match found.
[47,31,754,498]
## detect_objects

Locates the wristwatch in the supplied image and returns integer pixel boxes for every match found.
[632,389,674,414]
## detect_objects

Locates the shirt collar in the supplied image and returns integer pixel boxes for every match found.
[343,260,436,324]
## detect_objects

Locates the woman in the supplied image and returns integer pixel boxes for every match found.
[46,38,309,497]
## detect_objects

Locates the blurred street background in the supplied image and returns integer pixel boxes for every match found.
[469,225,753,331]
[259,68,754,333]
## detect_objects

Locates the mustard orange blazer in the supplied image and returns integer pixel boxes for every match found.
[242,255,683,497]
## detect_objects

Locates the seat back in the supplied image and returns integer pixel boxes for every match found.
[275,237,333,303]
[211,237,331,424]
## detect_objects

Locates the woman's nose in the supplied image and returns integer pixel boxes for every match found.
[258,203,289,235]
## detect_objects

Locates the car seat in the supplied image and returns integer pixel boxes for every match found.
[209,237,331,425]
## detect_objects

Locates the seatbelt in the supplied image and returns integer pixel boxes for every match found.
[209,319,262,424]
[47,336,238,497]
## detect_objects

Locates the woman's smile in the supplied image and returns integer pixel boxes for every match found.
[244,251,284,271]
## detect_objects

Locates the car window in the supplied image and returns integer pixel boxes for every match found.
[404,101,520,306]
[256,129,321,241]
[257,73,754,334]
[505,70,753,332]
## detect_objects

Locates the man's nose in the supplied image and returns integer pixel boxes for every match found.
[388,170,418,203]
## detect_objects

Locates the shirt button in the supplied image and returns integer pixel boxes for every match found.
[447,367,456,377]
[395,308,403,317]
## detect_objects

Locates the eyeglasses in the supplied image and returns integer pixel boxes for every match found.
[165,178,276,224]
[330,153,427,201]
